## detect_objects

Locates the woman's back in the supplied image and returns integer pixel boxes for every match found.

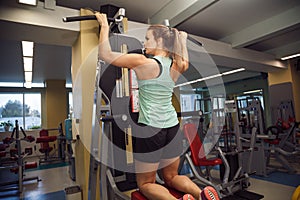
[137,56,178,128]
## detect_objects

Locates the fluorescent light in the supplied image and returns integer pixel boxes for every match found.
[175,74,222,87]
[22,41,34,57]
[0,82,44,88]
[23,57,33,71]
[24,82,32,88]
[201,74,222,81]
[0,82,24,87]
[21,41,34,88]
[31,83,45,88]
[65,83,73,88]
[281,53,300,60]
[18,0,37,6]
[243,89,262,94]
[222,68,245,75]
[25,71,32,82]
[175,67,245,88]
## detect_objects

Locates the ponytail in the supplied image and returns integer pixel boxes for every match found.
[148,25,188,73]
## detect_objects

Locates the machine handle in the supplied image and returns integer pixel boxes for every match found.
[100,114,128,122]
[63,8,125,23]
[63,15,115,23]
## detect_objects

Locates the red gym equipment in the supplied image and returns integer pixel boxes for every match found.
[181,122,257,198]
[0,120,40,194]
[183,123,223,181]
[131,186,184,200]
[36,123,66,165]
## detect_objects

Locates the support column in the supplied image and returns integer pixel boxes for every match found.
[71,8,99,200]
[45,79,67,129]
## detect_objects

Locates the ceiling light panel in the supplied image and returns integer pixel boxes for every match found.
[22,41,34,57]
[18,0,37,6]
[23,57,33,71]
[25,71,32,82]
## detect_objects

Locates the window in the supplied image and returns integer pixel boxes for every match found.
[0,93,41,131]
[180,94,202,112]
[68,91,73,118]
[237,93,264,110]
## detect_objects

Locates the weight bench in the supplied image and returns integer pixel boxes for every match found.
[183,123,223,181]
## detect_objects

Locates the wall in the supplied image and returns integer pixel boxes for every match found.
[290,59,300,121]
[268,59,300,122]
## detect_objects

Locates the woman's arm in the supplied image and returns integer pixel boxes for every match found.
[173,31,189,73]
[179,31,189,71]
[95,12,147,69]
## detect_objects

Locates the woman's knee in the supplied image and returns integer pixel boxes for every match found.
[164,174,190,188]
[136,172,156,188]
[163,173,177,186]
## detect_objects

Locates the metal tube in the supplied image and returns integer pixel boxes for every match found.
[63,15,115,23]
[63,8,125,23]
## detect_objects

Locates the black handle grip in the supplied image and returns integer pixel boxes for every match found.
[63,15,115,23]
[100,114,127,122]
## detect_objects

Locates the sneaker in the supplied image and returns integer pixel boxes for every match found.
[181,194,195,200]
[200,186,220,200]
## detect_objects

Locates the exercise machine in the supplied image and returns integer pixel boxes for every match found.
[182,99,263,199]
[236,97,299,176]
[260,121,299,175]
[65,6,141,200]
[64,117,76,181]
[65,7,262,200]
[237,97,265,135]
[0,120,40,195]
[64,6,207,199]
[36,123,66,165]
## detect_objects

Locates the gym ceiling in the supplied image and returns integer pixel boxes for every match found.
[0,0,299,85]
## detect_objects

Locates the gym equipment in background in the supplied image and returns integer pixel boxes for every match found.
[182,101,261,199]
[65,117,76,181]
[36,123,66,165]
[0,120,40,195]
[236,97,299,176]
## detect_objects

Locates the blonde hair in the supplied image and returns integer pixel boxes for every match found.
[148,25,187,72]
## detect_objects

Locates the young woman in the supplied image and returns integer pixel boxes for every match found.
[95,12,219,200]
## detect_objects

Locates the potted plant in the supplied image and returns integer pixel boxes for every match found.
[1,120,13,131]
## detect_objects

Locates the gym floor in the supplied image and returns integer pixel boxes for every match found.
[0,157,299,200]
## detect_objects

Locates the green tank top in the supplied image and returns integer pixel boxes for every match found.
[137,56,178,128]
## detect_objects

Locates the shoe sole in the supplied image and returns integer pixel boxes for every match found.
[182,194,194,200]
[201,186,220,200]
